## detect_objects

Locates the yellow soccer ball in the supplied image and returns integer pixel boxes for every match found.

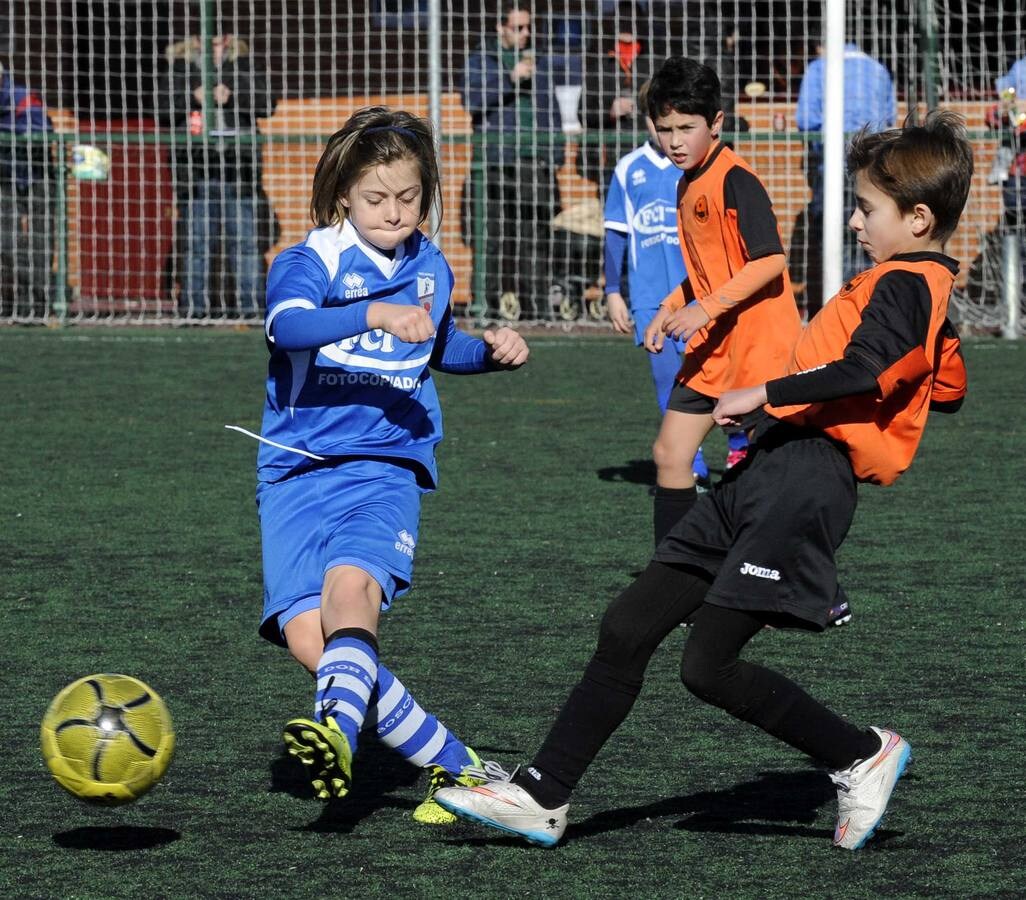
[40,674,175,805]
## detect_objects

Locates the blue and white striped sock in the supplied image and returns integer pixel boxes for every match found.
[315,628,379,753]
[367,663,473,774]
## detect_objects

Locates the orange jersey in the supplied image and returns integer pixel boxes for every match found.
[766,253,967,486]
[673,142,802,396]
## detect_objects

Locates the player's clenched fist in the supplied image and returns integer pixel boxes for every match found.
[663,303,710,341]
[713,384,768,427]
[367,302,436,343]
[483,327,529,369]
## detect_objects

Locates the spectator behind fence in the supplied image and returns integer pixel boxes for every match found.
[989,51,1026,182]
[0,60,54,317]
[460,2,566,319]
[158,34,276,319]
[579,2,658,195]
[795,41,895,317]
[987,56,1026,214]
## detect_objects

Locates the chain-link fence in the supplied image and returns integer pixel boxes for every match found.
[1,1,1022,333]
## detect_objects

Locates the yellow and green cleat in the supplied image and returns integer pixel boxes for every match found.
[282,716,353,800]
[412,750,509,825]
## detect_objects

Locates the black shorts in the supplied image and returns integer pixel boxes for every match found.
[666,382,716,415]
[653,419,858,630]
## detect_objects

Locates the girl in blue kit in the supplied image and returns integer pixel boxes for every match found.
[241,107,527,822]
[603,82,747,497]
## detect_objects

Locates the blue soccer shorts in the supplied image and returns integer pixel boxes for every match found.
[632,307,685,414]
[256,458,428,645]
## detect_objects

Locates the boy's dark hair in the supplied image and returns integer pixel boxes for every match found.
[846,109,974,244]
[310,106,440,229]
[646,57,722,126]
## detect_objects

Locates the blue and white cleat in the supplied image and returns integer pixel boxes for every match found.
[829,726,912,849]
[434,779,569,847]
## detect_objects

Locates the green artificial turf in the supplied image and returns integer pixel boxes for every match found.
[0,328,1022,899]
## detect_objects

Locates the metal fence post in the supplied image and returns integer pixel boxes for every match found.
[1002,231,1021,338]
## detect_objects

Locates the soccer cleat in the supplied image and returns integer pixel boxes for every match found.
[827,599,854,627]
[434,777,569,847]
[282,716,353,800]
[725,446,748,469]
[411,751,510,825]
[829,726,912,849]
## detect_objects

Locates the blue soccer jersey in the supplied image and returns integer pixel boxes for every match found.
[254,219,467,486]
[603,141,687,312]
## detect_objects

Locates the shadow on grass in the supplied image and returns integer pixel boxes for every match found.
[53,825,180,851]
[596,458,728,488]
[270,741,518,834]
[577,769,834,841]
[596,458,657,486]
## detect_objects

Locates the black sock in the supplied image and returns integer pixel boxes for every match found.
[653,485,697,546]
[512,765,572,810]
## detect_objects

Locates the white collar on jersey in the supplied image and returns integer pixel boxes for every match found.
[641,141,675,170]
[342,218,409,280]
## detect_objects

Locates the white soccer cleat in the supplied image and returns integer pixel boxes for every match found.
[434,780,569,847]
[830,726,912,850]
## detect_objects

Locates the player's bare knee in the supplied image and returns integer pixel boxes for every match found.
[283,608,324,674]
[651,436,672,470]
[321,565,382,629]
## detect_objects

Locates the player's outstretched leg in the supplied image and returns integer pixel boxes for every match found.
[365,663,509,824]
[830,726,912,850]
[680,605,905,847]
[438,562,710,846]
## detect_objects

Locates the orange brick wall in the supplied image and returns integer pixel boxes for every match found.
[53,98,1003,306]
[260,96,1003,302]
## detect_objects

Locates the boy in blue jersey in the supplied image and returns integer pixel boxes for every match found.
[602,82,747,489]
[234,107,527,823]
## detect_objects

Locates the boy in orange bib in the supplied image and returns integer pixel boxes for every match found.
[642,58,802,545]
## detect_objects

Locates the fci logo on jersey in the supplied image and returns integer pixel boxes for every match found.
[693,195,710,224]
[417,273,435,312]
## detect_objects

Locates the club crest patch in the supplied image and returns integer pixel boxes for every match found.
[417,273,435,312]
[693,195,709,223]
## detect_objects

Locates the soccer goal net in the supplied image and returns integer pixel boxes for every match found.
[1,1,1023,335]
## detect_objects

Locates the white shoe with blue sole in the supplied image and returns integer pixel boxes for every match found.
[434,780,569,847]
[830,726,912,849]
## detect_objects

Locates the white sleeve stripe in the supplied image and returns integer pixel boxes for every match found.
[265,297,317,341]
[604,220,629,232]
